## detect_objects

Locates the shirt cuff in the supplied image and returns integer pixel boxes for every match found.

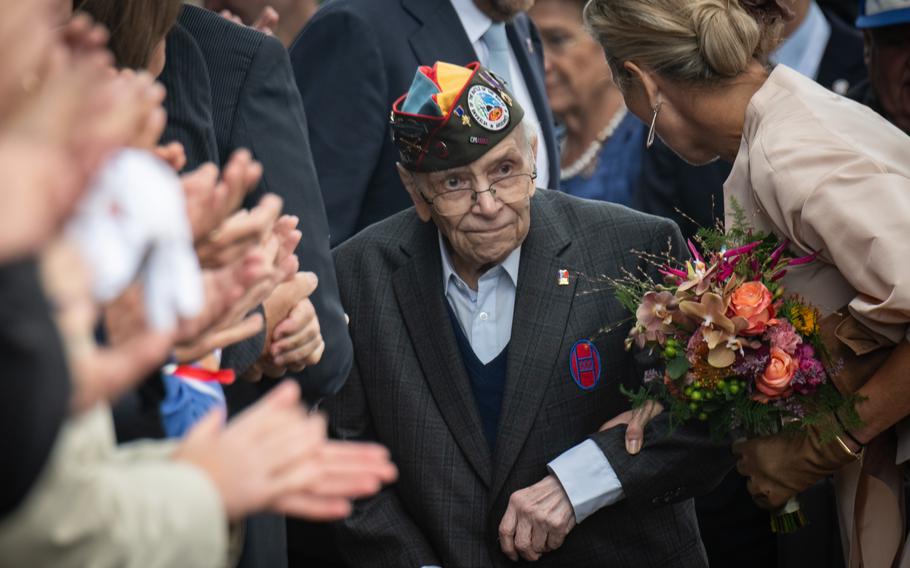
[547,439,624,524]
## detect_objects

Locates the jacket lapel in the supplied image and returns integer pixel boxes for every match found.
[506,20,561,189]
[392,221,493,486]
[491,195,576,500]
[403,0,477,67]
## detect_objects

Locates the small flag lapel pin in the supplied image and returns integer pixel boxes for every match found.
[558,269,570,286]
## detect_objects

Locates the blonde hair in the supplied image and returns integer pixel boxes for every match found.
[583,0,782,90]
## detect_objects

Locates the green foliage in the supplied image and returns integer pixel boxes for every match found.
[613,279,649,316]
[620,384,655,410]
[695,226,728,252]
[666,356,690,380]
[726,197,752,245]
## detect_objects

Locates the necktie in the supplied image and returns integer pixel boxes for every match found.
[481,23,512,87]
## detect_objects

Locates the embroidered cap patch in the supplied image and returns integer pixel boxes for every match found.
[569,339,601,391]
[467,85,510,131]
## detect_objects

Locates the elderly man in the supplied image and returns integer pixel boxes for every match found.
[851,0,910,136]
[329,62,731,567]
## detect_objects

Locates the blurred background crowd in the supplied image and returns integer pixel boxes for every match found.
[0,0,907,566]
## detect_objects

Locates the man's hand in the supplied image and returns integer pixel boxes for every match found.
[187,150,264,247]
[176,207,303,363]
[271,440,399,521]
[154,141,186,172]
[195,193,281,270]
[41,241,174,413]
[173,380,324,520]
[599,399,665,455]
[498,475,576,562]
[180,149,262,244]
[249,271,323,379]
[174,380,397,522]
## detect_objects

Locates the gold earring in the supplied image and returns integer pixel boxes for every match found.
[646,102,662,149]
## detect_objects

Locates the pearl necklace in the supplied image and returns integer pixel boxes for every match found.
[560,107,628,181]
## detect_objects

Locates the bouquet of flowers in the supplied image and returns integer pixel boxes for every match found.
[613,210,862,533]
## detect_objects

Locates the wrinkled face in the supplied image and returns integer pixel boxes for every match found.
[621,78,721,166]
[474,0,535,21]
[529,0,613,118]
[866,25,910,135]
[402,128,538,273]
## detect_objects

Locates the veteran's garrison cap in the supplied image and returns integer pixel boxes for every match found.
[390,61,524,172]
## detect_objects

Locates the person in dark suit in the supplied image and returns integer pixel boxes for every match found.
[328,61,730,567]
[849,0,910,136]
[157,7,356,568]
[631,2,868,566]
[634,0,868,243]
[289,0,560,246]
[160,5,352,402]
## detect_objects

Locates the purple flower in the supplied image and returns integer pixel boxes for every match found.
[643,369,662,385]
[723,241,762,259]
[788,252,819,267]
[768,239,790,269]
[764,321,802,355]
[687,239,705,263]
[790,351,828,396]
[796,344,815,359]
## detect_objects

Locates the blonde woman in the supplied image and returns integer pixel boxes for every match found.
[583,0,910,566]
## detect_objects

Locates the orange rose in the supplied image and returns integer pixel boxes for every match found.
[755,347,796,399]
[729,281,777,335]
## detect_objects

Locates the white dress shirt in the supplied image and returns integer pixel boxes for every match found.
[449,0,550,189]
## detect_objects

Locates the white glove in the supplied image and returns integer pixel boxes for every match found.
[67,148,203,330]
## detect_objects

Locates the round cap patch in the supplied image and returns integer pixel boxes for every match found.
[467,85,510,132]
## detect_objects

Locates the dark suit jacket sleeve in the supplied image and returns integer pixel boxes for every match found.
[588,220,734,508]
[232,34,353,399]
[328,360,441,567]
[289,7,389,244]
[0,259,71,516]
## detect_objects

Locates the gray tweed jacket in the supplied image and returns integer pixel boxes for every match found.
[330,190,733,567]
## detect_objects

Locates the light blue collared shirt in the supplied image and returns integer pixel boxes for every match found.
[439,233,624,525]
[771,1,831,81]
[440,234,520,364]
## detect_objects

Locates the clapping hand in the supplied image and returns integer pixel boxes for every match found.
[245,271,323,381]
[174,380,398,521]
[41,241,173,414]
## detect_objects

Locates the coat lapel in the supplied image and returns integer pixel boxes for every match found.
[392,221,493,486]
[403,0,477,67]
[506,21,561,189]
[491,195,577,500]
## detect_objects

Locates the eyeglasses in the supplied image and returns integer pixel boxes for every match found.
[419,171,537,217]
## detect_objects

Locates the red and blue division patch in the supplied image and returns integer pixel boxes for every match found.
[569,339,601,391]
